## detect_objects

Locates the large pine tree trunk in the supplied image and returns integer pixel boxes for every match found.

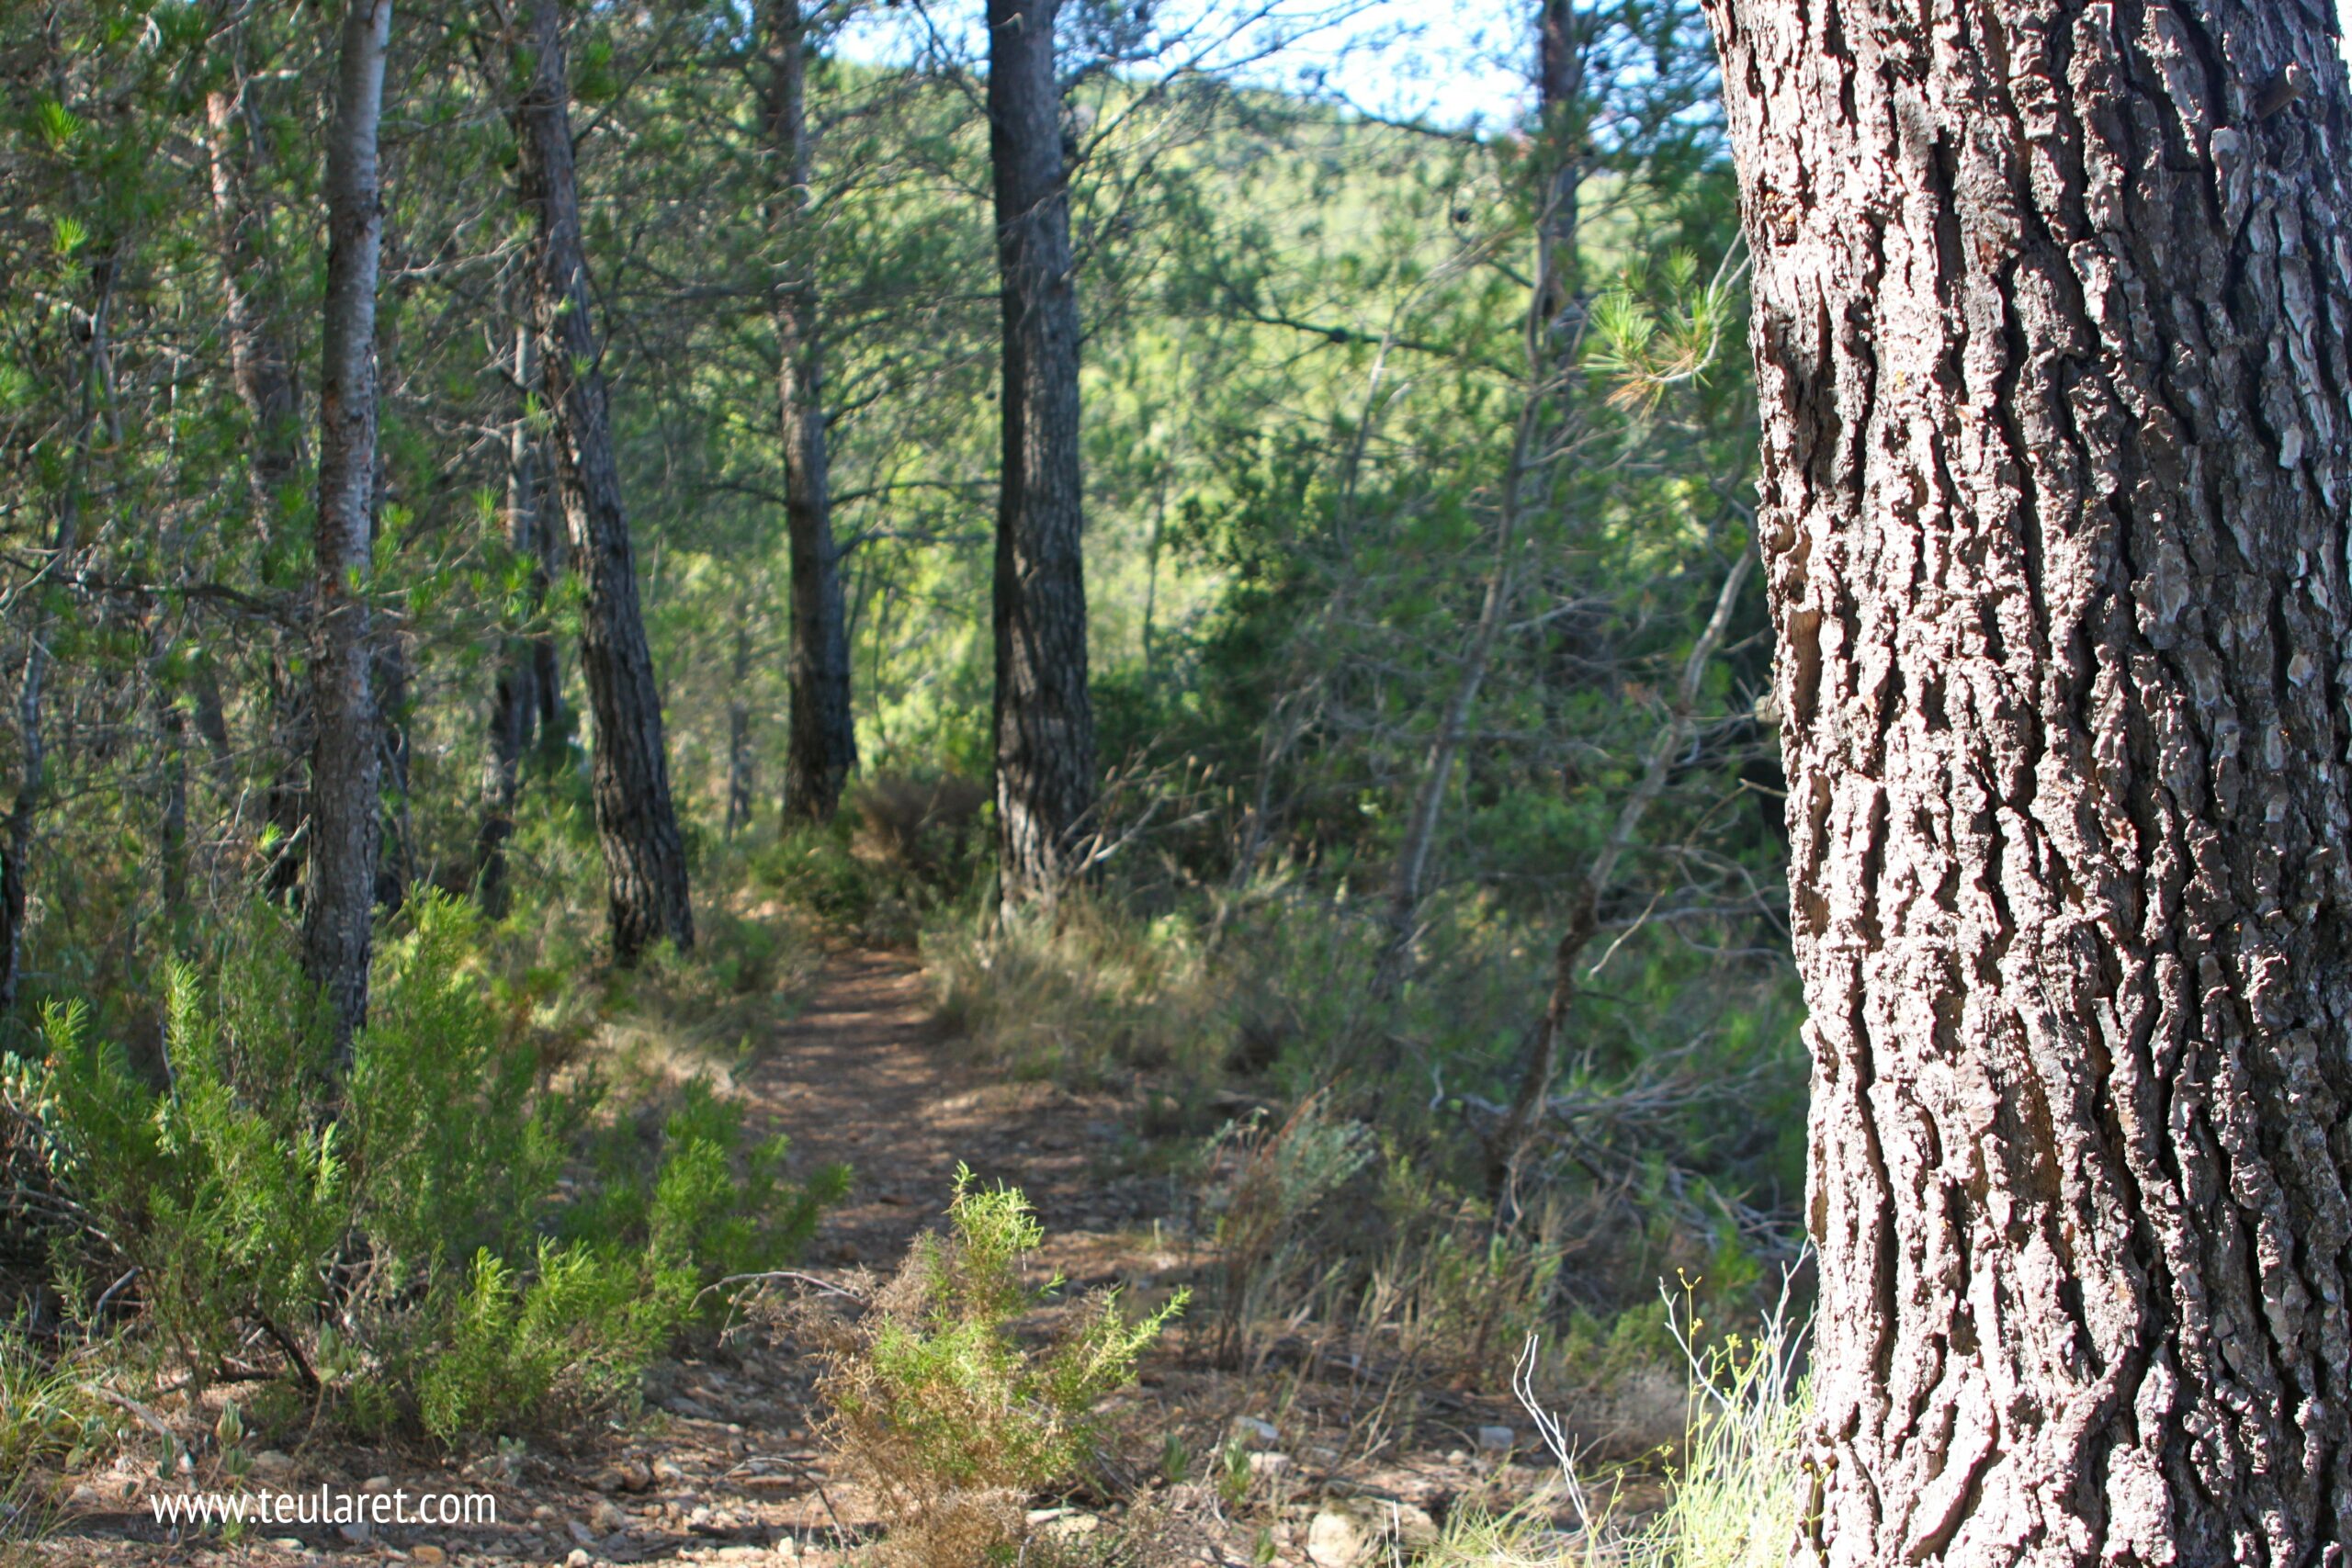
[987,0,1097,902]
[764,0,856,824]
[513,0,694,963]
[303,0,392,1060]
[1705,0,2352,1558]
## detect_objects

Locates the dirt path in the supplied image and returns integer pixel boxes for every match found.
[743,950,1165,1266]
[25,951,1183,1568]
[28,953,1563,1568]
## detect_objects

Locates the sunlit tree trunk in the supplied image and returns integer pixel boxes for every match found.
[988,0,1096,902]
[303,0,393,1060]
[764,0,856,824]
[513,0,694,963]
[1706,0,2352,1556]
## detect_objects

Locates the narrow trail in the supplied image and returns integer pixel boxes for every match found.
[35,950,1170,1568]
[33,951,1589,1568]
[741,949,1159,1265]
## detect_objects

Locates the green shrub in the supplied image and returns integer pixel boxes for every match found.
[0,894,842,1441]
[413,1241,687,1444]
[567,1077,849,1297]
[808,1168,1184,1567]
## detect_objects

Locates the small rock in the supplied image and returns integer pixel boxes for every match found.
[336,1519,372,1544]
[1230,1415,1281,1450]
[566,1551,594,1568]
[1246,1450,1292,1477]
[591,1499,628,1533]
[1307,1509,1373,1567]
[570,1518,600,1545]
[65,1484,101,1510]
[651,1457,686,1484]
[410,1547,448,1567]
[250,1449,297,1480]
[1304,1445,1343,1469]
[616,1458,655,1492]
[1388,1501,1440,1549]
[1476,1424,1515,1453]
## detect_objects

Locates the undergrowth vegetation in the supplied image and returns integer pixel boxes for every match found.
[1429,1290,1811,1568]
[0,891,844,1447]
[800,1168,1184,1568]
[916,874,1802,1380]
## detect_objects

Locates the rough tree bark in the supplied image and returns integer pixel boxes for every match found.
[764,0,856,824]
[303,0,392,1060]
[1705,0,2352,1559]
[988,0,1097,902]
[513,0,694,963]
[205,62,310,901]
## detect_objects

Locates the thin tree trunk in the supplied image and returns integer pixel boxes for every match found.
[1370,14,1589,1007]
[1369,392,1540,1005]
[155,659,190,933]
[1487,549,1752,1200]
[988,0,1096,903]
[513,0,694,963]
[1532,0,1588,378]
[1707,0,2352,1556]
[205,66,311,902]
[724,608,755,839]
[477,323,540,918]
[302,0,392,1061]
[764,0,856,824]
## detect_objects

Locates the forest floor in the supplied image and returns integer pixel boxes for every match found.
[19,951,1666,1568]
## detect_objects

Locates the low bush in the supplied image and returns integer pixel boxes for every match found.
[805,1168,1184,1567]
[0,894,841,1443]
[566,1077,849,1304]
[922,894,1252,1086]
[750,772,988,946]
